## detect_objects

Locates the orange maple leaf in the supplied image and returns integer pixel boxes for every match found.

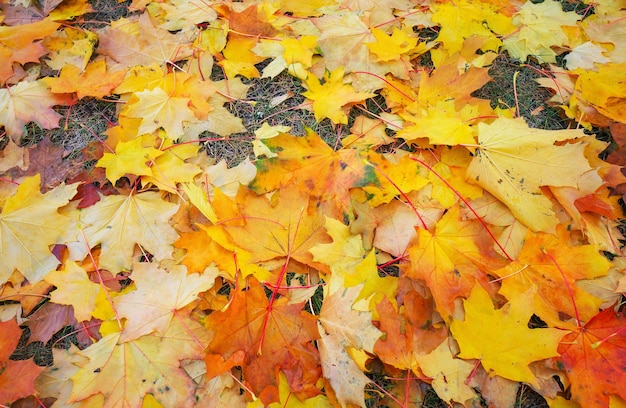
[45,60,126,99]
[0,19,60,83]
[215,184,331,270]
[406,205,502,321]
[374,292,447,373]
[559,307,626,407]
[0,320,45,405]
[204,278,321,404]
[251,130,376,217]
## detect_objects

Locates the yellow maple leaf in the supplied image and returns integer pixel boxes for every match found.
[573,62,626,124]
[141,140,201,193]
[416,339,477,405]
[69,317,210,407]
[366,27,419,62]
[450,285,566,386]
[397,101,478,146]
[43,27,97,71]
[503,0,581,63]
[115,263,214,342]
[47,0,94,21]
[431,0,514,55]
[302,67,373,124]
[309,217,366,273]
[217,35,264,79]
[0,175,78,284]
[96,135,165,184]
[44,261,102,321]
[69,191,179,273]
[122,86,198,138]
[466,117,593,232]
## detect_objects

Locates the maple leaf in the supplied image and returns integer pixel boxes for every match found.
[558,307,626,407]
[406,205,499,321]
[466,117,593,232]
[45,60,126,99]
[122,86,198,138]
[96,135,165,184]
[397,101,478,146]
[573,63,626,124]
[140,140,202,193]
[24,302,76,344]
[0,79,70,140]
[450,285,566,386]
[146,0,217,32]
[417,53,494,113]
[45,260,102,321]
[366,27,419,62]
[493,228,611,330]
[262,372,334,408]
[251,130,376,216]
[431,0,514,56]
[96,13,193,68]
[312,10,409,85]
[43,27,97,71]
[317,276,382,407]
[199,158,257,198]
[0,319,45,404]
[48,0,94,21]
[302,67,374,124]
[342,115,394,148]
[310,218,397,306]
[217,34,265,79]
[68,191,179,273]
[115,262,214,342]
[503,0,581,64]
[0,175,78,284]
[218,3,278,38]
[0,271,53,315]
[374,292,447,373]
[69,317,210,407]
[215,184,330,269]
[204,278,321,404]
[361,154,429,206]
[35,345,99,408]
[309,216,367,273]
[416,339,478,405]
[11,137,84,191]
[0,19,59,83]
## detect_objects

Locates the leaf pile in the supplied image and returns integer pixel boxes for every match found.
[1,0,626,407]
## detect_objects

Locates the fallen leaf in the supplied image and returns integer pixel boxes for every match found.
[0,175,78,284]
[466,117,593,232]
[317,276,382,407]
[450,285,566,386]
[68,191,179,273]
[116,262,214,341]
[204,278,321,404]
[0,79,70,140]
[0,319,45,405]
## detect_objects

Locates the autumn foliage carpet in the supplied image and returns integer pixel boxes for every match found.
[1,0,626,407]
